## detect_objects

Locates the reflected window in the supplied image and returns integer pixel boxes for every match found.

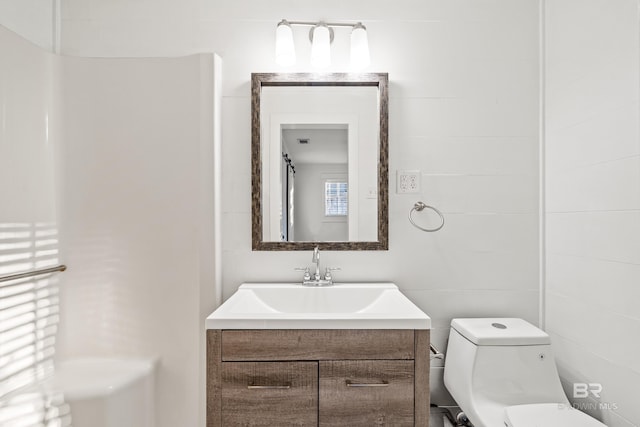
[324,181,348,216]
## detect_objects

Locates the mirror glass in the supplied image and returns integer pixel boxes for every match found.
[252,73,388,251]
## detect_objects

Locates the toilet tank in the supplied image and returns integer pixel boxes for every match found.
[444,318,569,420]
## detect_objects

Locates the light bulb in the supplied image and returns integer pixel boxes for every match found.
[310,24,331,69]
[350,23,370,70]
[275,20,296,67]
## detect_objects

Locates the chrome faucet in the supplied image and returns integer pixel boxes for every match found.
[312,246,321,281]
[296,246,339,286]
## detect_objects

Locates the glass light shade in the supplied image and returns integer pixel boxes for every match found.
[350,24,370,70]
[275,22,296,66]
[310,25,331,68]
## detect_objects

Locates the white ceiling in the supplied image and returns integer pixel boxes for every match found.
[282,125,348,165]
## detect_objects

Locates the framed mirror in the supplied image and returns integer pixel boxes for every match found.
[251,73,388,250]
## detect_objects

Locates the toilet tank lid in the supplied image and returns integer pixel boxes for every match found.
[451,318,550,345]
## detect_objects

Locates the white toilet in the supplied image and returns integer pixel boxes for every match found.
[443,318,607,427]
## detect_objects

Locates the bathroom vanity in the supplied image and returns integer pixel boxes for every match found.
[207,329,428,426]
[205,72,432,425]
[205,283,431,427]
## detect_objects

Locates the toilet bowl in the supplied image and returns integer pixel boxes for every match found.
[443,318,607,427]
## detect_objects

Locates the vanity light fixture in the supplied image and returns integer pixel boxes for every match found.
[275,19,370,70]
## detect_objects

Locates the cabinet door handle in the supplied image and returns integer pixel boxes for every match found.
[247,383,291,389]
[345,379,389,387]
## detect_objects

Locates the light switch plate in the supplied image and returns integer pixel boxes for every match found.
[366,186,378,199]
[397,170,421,194]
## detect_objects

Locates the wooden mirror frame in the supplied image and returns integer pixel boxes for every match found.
[251,72,388,251]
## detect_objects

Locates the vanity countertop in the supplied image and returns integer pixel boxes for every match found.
[205,282,430,330]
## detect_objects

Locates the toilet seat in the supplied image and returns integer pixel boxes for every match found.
[505,403,607,427]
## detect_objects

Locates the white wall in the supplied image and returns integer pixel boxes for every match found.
[0,0,57,51]
[60,0,541,402]
[56,54,216,427]
[295,163,348,242]
[544,1,640,426]
[0,26,57,226]
[0,24,67,423]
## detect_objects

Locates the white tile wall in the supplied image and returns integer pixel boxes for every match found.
[545,0,640,425]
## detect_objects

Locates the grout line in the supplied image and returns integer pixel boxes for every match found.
[546,289,640,323]
[547,209,640,214]
[538,0,547,331]
[546,252,640,267]
[547,326,640,376]
[546,153,640,175]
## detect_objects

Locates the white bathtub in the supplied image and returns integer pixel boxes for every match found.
[43,358,157,427]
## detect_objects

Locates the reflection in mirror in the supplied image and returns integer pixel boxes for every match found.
[262,86,378,243]
[252,73,388,251]
[280,124,349,242]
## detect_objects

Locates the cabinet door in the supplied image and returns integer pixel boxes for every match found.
[222,361,318,426]
[319,360,414,427]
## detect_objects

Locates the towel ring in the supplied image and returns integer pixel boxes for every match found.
[409,201,445,232]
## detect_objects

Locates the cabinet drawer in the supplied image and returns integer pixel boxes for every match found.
[221,361,318,426]
[319,360,414,426]
[222,330,414,361]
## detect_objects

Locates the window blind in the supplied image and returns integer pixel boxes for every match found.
[325,182,348,216]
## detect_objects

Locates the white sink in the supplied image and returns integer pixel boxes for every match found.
[205,283,430,330]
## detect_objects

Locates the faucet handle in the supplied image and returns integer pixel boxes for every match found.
[294,267,311,281]
[323,267,340,282]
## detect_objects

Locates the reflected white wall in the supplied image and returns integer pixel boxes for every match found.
[295,163,349,242]
[260,86,378,242]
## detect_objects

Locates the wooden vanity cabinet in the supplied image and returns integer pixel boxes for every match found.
[221,361,318,426]
[207,329,430,427]
[319,360,415,426]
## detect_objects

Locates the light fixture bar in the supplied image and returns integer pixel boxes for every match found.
[283,20,360,28]
[275,19,370,69]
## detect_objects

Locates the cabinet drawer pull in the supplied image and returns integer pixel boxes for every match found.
[247,383,291,389]
[345,379,389,387]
